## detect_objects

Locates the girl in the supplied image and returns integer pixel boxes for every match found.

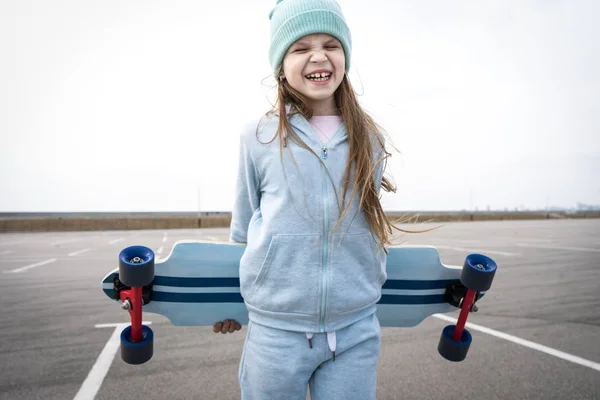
[215,0,412,398]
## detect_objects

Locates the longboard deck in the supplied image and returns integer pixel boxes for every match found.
[102,241,482,327]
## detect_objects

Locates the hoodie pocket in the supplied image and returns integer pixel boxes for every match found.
[251,234,322,315]
[327,232,385,315]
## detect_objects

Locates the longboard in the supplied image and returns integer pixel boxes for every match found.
[101,240,485,327]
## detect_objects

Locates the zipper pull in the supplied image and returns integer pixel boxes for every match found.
[322,147,328,159]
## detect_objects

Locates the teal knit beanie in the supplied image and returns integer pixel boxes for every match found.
[268,0,352,75]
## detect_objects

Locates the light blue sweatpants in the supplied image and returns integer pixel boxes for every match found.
[238,313,381,400]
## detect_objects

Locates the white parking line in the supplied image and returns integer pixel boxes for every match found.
[435,245,518,257]
[74,322,152,400]
[0,250,12,255]
[157,246,164,255]
[52,238,80,246]
[73,324,125,400]
[433,314,600,372]
[109,238,124,245]
[69,248,91,257]
[5,258,58,273]
[516,243,600,253]
[162,232,167,243]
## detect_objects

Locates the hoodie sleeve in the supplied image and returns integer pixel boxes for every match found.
[229,131,261,243]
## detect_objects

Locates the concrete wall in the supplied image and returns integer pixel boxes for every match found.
[0,216,212,232]
[1,212,598,233]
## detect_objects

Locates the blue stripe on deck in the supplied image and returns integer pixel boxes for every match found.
[152,292,244,303]
[153,276,240,287]
[383,279,460,290]
[105,276,467,305]
[379,294,445,304]
[105,275,460,290]
[104,290,454,305]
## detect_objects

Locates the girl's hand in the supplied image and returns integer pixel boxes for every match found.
[213,319,242,334]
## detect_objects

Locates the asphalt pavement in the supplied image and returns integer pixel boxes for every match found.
[0,219,599,400]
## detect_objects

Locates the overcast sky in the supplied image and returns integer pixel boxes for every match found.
[1,0,598,212]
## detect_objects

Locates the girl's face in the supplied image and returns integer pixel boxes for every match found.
[282,33,346,114]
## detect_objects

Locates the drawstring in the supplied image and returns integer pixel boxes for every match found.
[306,331,337,361]
[306,332,314,348]
[327,331,337,361]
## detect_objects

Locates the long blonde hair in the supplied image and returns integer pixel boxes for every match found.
[259,68,432,250]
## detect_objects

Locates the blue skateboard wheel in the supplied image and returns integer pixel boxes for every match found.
[460,254,497,292]
[438,325,472,362]
[120,325,154,364]
[118,245,155,287]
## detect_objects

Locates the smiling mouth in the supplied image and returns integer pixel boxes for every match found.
[305,72,332,82]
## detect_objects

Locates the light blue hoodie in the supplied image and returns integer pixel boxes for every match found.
[230,108,388,336]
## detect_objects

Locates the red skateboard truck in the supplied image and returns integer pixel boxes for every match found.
[116,246,156,365]
[437,254,497,361]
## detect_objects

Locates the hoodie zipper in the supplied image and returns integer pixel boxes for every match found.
[319,161,329,333]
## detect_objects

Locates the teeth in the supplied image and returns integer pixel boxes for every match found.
[306,72,331,79]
